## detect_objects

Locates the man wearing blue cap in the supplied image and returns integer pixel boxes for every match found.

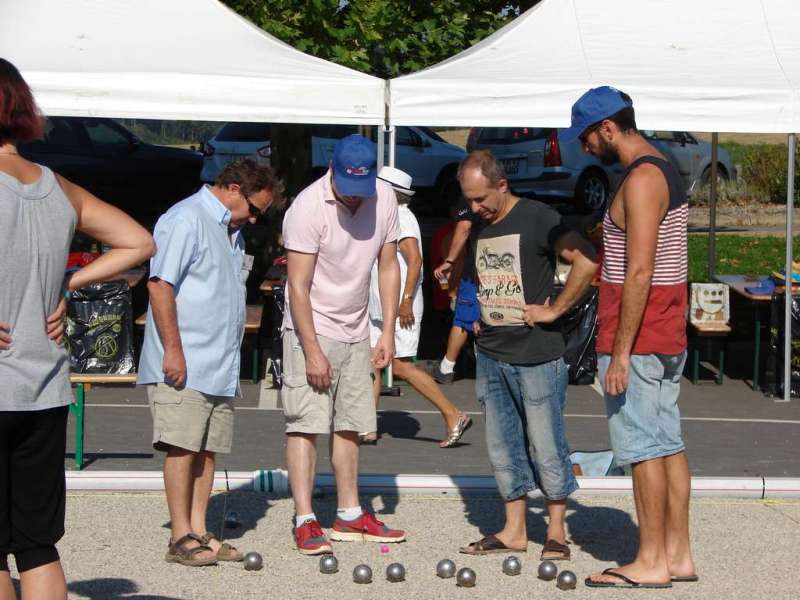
[281,134,405,554]
[563,87,695,589]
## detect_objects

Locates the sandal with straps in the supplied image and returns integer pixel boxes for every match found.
[439,414,473,448]
[200,532,244,562]
[165,533,218,567]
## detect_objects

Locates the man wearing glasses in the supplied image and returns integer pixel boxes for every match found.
[138,159,284,567]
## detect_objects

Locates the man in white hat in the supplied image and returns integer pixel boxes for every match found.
[363,166,472,448]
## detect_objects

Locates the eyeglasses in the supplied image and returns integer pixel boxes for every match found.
[244,194,268,217]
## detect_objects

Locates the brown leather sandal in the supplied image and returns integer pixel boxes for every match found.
[540,538,571,561]
[200,532,244,562]
[165,533,218,567]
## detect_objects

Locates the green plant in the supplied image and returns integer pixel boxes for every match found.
[740,143,799,204]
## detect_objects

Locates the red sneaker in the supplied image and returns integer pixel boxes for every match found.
[330,510,406,543]
[294,519,333,555]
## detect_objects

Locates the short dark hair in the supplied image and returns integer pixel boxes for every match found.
[0,58,44,146]
[606,91,637,133]
[215,159,286,209]
[457,150,507,186]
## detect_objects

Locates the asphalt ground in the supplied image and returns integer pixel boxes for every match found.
[66,366,800,478]
[4,493,800,599]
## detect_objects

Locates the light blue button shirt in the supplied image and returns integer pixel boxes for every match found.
[137,186,247,397]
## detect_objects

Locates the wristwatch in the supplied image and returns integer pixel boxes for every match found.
[402,293,414,302]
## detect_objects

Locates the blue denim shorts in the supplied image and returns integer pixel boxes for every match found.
[476,351,578,501]
[598,352,687,468]
[453,279,480,331]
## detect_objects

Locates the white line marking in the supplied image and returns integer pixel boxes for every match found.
[82,403,800,424]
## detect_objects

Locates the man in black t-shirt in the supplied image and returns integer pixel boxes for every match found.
[458,151,598,560]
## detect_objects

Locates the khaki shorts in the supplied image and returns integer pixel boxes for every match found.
[281,329,375,435]
[148,384,235,454]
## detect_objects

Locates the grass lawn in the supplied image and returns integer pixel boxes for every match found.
[688,234,800,282]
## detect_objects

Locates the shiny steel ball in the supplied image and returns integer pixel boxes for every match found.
[456,567,477,587]
[224,510,240,528]
[319,554,338,574]
[556,570,577,590]
[386,562,406,582]
[538,560,558,581]
[352,564,373,584]
[436,558,457,578]
[243,551,263,571]
[502,555,522,576]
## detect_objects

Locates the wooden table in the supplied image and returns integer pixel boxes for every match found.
[259,278,283,296]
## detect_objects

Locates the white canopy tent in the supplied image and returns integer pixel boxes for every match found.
[389,0,799,400]
[0,0,385,125]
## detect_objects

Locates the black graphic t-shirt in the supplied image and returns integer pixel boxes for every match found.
[455,200,485,281]
[475,198,570,364]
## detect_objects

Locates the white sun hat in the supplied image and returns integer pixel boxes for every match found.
[377,166,415,196]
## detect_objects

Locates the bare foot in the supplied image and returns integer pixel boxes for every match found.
[587,561,671,586]
[493,529,528,552]
[668,557,697,580]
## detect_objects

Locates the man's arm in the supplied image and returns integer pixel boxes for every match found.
[606,166,669,395]
[373,241,400,368]
[286,249,333,390]
[147,278,186,388]
[397,238,422,329]
[433,219,471,279]
[522,231,598,326]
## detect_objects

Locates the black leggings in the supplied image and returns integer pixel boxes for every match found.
[0,406,68,572]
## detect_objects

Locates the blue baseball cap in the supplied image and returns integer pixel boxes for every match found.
[559,86,633,142]
[332,134,377,198]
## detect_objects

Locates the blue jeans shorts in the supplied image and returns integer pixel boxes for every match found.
[598,352,687,468]
[476,351,578,501]
[453,279,480,331]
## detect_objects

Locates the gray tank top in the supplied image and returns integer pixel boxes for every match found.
[0,165,77,411]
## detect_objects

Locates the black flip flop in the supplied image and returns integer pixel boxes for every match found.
[671,574,699,583]
[459,534,526,555]
[585,568,673,589]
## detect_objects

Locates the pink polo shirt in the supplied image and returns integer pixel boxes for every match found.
[282,171,399,343]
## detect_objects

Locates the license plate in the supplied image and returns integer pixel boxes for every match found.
[501,158,520,174]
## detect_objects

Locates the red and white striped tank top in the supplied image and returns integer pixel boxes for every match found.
[597,156,688,355]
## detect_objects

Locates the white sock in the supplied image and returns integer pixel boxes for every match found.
[440,357,455,374]
[295,513,316,527]
[337,506,363,522]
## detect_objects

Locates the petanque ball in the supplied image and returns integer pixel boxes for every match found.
[538,560,558,581]
[319,554,338,574]
[436,558,457,579]
[386,562,406,582]
[243,552,263,571]
[502,555,522,576]
[456,567,477,587]
[353,564,373,584]
[556,569,577,590]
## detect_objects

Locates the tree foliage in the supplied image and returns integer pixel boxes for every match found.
[222,1,540,77]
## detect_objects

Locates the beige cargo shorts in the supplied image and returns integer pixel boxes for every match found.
[281,329,376,435]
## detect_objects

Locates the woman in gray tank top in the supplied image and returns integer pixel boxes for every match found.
[0,59,155,599]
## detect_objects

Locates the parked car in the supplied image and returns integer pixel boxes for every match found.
[19,117,202,226]
[200,123,465,212]
[467,127,735,212]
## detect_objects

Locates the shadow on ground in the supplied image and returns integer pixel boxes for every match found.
[68,577,182,599]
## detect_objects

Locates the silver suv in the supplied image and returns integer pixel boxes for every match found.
[468,127,734,212]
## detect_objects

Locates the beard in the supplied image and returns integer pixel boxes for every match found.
[596,136,620,166]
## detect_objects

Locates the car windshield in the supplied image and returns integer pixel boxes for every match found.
[416,126,446,143]
[215,122,271,142]
[477,127,548,144]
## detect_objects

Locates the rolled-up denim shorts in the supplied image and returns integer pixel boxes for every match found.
[476,351,578,501]
[598,352,687,468]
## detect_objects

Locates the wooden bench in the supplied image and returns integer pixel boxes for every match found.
[689,322,732,385]
[69,373,138,470]
[135,304,264,383]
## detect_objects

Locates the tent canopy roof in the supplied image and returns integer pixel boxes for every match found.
[1,0,385,124]
[389,0,800,132]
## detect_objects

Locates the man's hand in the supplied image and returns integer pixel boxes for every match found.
[371,334,395,369]
[472,321,481,336]
[522,298,560,327]
[162,347,187,388]
[605,353,631,396]
[305,347,333,390]
[433,260,453,281]
[0,320,11,350]
[398,299,414,329]
[46,297,68,345]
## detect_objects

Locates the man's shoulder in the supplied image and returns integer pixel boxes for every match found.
[155,195,203,232]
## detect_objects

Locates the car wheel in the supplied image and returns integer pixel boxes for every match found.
[575,169,609,213]
[700,165,729,187]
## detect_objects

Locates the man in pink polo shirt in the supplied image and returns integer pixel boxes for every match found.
[281,134,405,555]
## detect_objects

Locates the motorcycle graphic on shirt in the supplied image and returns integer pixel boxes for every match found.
[475,234,526,326]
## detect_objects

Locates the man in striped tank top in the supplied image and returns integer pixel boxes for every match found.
[561,87,697,590]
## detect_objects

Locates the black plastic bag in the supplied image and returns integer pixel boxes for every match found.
[764,291,800,398]
[268,284,285,388]
[554,286,598,385]
[66,280,134,374]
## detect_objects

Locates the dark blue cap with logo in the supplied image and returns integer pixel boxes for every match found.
[559,86,633,142]
[332,134,378,198]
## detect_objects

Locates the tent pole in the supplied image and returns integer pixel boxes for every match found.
[708,133,718,280]
[377,127,385,169]
[388,127,396,167]
[781,133,797,402]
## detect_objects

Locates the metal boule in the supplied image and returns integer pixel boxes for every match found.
[243,552,263,571]
[319,554,338,574]
[538,560,558,581]
[436,558,456,578]
[556,569,577,590]
[456,567,477,587]
[386,562,406,582]
[502,555,522,576]
[353,564,373,584]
